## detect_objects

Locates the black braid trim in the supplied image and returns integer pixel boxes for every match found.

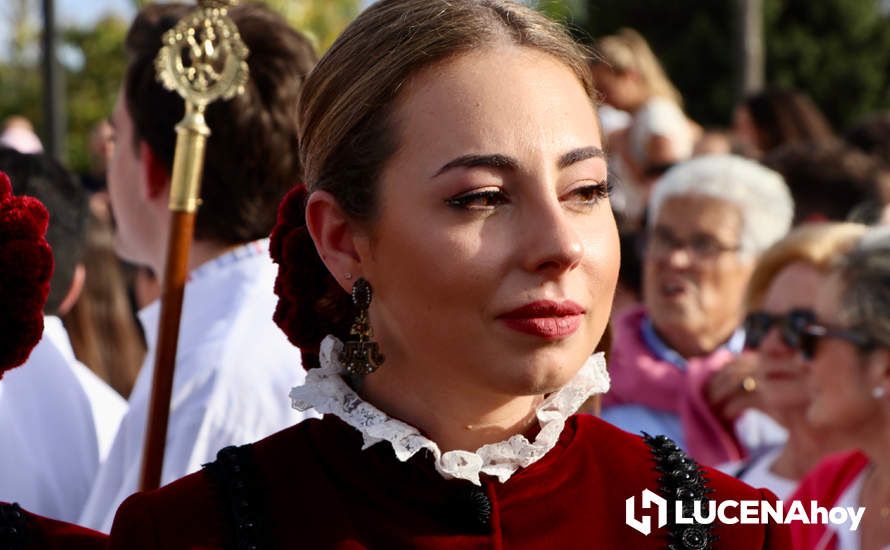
[642,433,718,550]
[203,445,270,550]
[0,503,28,549]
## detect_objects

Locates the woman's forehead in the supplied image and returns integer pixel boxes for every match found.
[390,46,600,158]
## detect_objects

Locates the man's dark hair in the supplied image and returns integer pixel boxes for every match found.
[0,146,88,314]
[764,142,890,225]
[124,2,317,243]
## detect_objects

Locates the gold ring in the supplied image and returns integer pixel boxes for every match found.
[742,376,757,393]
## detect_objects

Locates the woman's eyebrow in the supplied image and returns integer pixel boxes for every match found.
[558,146,605,169]
[433,154,518,177]
[433,146,605,178]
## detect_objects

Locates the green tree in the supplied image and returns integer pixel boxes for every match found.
[583,1,737,126]
[62,16,128,173]
[763,0,890,128]
[0,0,42,138]
[581,0,890,130]
[259,0,361,53]
[0,10,126,174]
[532,0,588,24]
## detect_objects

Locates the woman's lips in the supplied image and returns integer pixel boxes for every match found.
[497,300,585,339]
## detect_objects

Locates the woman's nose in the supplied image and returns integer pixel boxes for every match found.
[760,325,794,358]
[520,198,585,276]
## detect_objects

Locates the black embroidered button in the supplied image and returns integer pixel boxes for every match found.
[642,433,715,550]
[681,526,708,549]
[202,445,269,550]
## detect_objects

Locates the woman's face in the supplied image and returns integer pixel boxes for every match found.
[590,64,638,112]
[804,274,880,429]
[356,45,619,397]
[643,194,754,355]
[755,262,826,412]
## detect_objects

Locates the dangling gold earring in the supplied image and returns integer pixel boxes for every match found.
[341,278,385,375]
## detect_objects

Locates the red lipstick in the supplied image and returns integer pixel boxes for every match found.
[497,300,585,339]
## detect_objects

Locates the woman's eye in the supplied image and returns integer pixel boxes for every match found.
[445,189,508,210]
[565,181,612,205]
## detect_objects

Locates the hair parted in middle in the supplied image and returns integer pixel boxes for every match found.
[270,0,597,367]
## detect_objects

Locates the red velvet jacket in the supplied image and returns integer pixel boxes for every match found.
[0,503,106,549]
[109,415,790,549]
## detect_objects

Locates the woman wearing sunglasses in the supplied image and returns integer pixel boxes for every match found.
[721,223,866,499]
[791,227,890,549]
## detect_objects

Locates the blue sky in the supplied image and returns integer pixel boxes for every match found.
[57,0,136,27]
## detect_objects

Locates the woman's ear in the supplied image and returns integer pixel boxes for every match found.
[864,348,890,397]
[305,190,363,292]
[866,348,890,398]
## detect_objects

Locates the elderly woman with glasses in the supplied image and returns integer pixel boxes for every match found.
[791,228,890,549]
[720,223,867,499]
[602,154,794,466]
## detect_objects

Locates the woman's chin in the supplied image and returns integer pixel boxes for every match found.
[490,353,586,396]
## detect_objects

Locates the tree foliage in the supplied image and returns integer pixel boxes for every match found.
[0,0,361,174]
[260,0,361,53]
[0,5,127,174]
[62,16,128,173]
[581,0,890,130]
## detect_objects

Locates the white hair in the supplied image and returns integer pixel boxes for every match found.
[647,154,794,257]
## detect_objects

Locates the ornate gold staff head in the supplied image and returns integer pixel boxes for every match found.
[152,0,250,213]
[155,0,249,110]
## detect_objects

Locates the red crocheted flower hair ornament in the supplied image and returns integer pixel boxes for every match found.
[0,170,53,376]
[270,184,352,369]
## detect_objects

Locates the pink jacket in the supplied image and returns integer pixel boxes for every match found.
[603,306,745,466]
[789,450,870,549]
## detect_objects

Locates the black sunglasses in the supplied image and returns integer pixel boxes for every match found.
[744,309,815,350]
[798,322,876,360]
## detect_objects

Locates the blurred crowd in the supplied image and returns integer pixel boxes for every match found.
[590,27,890,547]
[2,6,890,548]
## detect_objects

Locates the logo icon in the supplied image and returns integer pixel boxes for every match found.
[626,489,668,535]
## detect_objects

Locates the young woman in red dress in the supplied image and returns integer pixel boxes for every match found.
[108,1,790,548]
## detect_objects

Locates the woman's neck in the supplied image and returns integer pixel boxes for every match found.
[770,409,840,480]
[655,321,737,359]
[359,357,545,453]
[858,412,890,478]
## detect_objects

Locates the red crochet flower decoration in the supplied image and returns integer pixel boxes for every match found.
[269,184,351,369]
[0,170,53,376]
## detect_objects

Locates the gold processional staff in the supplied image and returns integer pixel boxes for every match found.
[140,0,249,491]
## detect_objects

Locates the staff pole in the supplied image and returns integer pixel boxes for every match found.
[140,0,249,491]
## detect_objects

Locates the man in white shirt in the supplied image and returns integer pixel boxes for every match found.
[79,3,319,532]
[0,148,127,522]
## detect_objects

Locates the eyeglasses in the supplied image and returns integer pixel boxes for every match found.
[798,322,876,361]
[744,309,815,350]
[645,228,741,261]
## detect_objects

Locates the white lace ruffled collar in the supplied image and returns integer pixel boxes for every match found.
[289,335,610,485]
